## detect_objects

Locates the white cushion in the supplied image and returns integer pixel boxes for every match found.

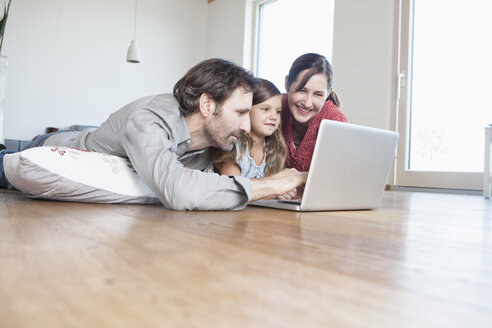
[4,146,160,204]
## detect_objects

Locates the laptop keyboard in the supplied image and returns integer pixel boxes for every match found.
[278,200,301,205]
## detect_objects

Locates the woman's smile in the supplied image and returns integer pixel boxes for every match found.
[295,104,315,114]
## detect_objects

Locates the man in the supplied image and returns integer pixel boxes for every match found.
[0,58,306,210]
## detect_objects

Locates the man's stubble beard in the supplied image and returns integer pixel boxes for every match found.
[204,112,242,152]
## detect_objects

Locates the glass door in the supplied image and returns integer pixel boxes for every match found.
[396,0,492,190]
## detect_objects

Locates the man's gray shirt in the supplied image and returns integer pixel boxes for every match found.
[44,94,251,210]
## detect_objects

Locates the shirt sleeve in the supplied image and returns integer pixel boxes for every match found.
[121,109,251,211]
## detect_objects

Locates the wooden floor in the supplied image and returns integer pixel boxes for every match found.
[0,189,491,328]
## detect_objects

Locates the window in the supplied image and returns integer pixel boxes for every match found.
[253,0,335,91]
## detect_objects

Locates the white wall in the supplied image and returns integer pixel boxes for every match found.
[332,0,397,130]
[206,0,248,67]
[2,0,398,140]
[2,0,207,140]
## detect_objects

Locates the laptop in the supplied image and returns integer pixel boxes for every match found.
[249,120,399,211]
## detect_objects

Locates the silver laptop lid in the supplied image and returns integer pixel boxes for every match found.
[300,120,399,211]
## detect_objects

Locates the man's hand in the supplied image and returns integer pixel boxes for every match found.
[250,168,308,202]
[277,189,298,201]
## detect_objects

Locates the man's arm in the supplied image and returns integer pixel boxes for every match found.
[122,110,250,211]
[121,108,306,209]
[250,168,307,202]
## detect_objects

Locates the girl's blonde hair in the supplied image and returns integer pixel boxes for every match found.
[213,78,287,176]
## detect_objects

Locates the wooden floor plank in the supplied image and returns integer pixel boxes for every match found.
[0,190,491,327]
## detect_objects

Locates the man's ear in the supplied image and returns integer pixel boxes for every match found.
[198,93,216,117]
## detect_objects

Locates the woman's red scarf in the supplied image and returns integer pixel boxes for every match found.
[281,94,347,172]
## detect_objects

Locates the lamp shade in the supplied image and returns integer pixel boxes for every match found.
[126,40,141,63]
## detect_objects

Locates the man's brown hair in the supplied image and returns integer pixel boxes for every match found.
[173,58,258,116]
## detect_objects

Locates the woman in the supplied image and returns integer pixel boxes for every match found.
[282,53,347,172]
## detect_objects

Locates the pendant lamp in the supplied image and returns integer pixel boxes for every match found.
[127,0,141,63]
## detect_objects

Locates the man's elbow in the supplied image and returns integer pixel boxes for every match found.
[155,186,195,211]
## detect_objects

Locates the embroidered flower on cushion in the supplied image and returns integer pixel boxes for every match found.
[50,147,66,156]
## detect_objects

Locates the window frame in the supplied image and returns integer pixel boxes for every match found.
[251,0,279,76]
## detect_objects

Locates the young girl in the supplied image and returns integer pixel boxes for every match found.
[213,78,287,178]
